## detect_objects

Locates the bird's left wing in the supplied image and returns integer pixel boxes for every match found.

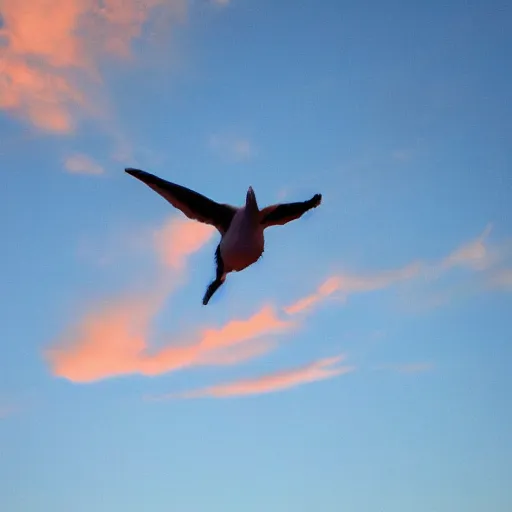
[259,194,322,228]
[125,168,237,234]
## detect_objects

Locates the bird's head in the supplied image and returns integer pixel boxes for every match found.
[245,186,259,213]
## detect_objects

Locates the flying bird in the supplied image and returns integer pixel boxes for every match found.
[125,168,322,305]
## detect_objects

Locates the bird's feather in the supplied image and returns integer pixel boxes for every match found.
[125,168,237,233]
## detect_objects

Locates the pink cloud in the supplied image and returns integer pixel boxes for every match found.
[64,153,104,175]
[46,212,296,383]
[284,262,422,315]
[284,276,346,315]
[162,355,354,399]
[0,0,186,132]
[283,225,507,316]
[46,292,165,382]
[47,211,293,380]
[47,302,292,383]
[48,212,505,390]
[153,217,215,270]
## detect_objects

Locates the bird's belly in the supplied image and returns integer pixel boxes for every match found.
[220,230,264,272]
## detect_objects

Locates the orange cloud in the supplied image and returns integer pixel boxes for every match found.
[0,0,185,132]
[140,305,292,377]
[283,225,506,316]
[285,262,422,315]
[47,302,292,382]
[153,217,215,270]
[284,276,345,315]
[64,153,104,175]
[47,292,165,382]
[162,355,354,399]
[46,210,298,383]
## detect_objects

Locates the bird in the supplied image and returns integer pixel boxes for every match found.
[125,168,322,305]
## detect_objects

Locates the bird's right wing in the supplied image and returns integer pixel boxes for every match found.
[125,168,237,234]
[259,194,322,228]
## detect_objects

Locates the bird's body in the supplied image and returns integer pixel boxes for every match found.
[220,206,265,272]
[125,168,322,305]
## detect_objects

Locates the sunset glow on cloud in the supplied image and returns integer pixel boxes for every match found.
[45,221,511,384]
[0,0,186,131]
[156,355,354,399]
[45,215,293,382]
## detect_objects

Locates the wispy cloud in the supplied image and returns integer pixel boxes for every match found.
[284,224,511,316]
[285,262,422,315]
[284,276,346,315]
[50,215,345,383]
[0,0,186,133]
[47,300,292,383]
[153,355,354,399]
[64,153,104,175]
[46,220,510,391]
[440,224,494,271]
[153,217,215,270]
[209,134,255,162]
[46,215,295,382]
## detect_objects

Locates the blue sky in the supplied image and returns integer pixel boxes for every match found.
[1,0,511,510]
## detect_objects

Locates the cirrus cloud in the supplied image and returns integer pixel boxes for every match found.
[152,355,354,400]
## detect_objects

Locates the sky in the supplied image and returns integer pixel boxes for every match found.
[1,0,511,510]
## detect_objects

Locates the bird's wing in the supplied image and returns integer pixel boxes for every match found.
[125,168,237,234]
[259,194,322,228]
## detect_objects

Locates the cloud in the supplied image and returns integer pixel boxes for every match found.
[0,0,186,132]
[47,301,292,382]
[64,153,104,175]
[153,217,215,270]
[47,214,293,382]
[153,355,354,399]
[284,224,511,316]
[285,263,422,315]
[47,218,509,389]
[209,134,255,162]
[440,224,494,271]
[284,276,344,315]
